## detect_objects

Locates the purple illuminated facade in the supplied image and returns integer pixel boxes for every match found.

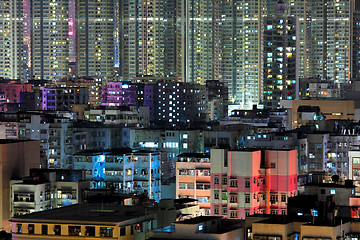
[101,82,138,106]
[42,88,57,111]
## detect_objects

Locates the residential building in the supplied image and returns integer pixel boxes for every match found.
[349,150,360,195]
[0,83,32,103]
[119,0,168,78]
[11,204,158,239]
[210,148,297,219]
[221,0,266,109]
[11,170,89,217]
[73,149,162,202]
[287,181,360,219]
[280,99,356,129]
[306,133,329,173]
[306,0,357,84]
[101,81,138,107]
[154,81,207,123]
[41,87,88,111]
[11,178,52,218]
[76,0,115,82]
[17,114,83,169]
[177,0,222,84]
[58,77,102,106]
[150,216,244,240]
[244,131,308,174]
[84,106,139,126]
[72,121,124,150]
[31,0,70,81]
[223,107,288,129]
[130,128,205,180]
[206,80,229,121]
[246,215,351,240]
[0,140,40,232]
[0,112,86,169]
[327,134,359,178]
[308,82,341,99]
[102,80,226,123]
[176,153,211,215]
[0,0,24,79]
[263,2,299,109]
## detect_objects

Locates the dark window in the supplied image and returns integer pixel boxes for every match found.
[85,226,95,236]
[41,225,48,235]
[120,227,126,236]
[68,226,81,236]
[214,190,219,199]
[54,225,61,235]
[28,224,34,234]
[222,176,227,185]
[230,179,238,188]
[321,189,325,194]
[245,178,250,188]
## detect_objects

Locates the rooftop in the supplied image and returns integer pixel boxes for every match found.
[177,153,210,158]
[11,204,154,225]
[305,182,355,188]
[0,139,35,144]
[176,216,221,225]
[74,148,157,156]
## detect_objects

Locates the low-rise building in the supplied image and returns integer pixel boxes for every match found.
[73,149,162,202]
[288,181,360,219]
[246,215,360,240]
[176,153,211,215]
[0,140,40,232]
[42,87,88,111]
[210,148,298,219]
[280,99,357,129]
[11,204,158,239]
[84,106,139,126]
[150,216,244,240]
[11,169,90,217]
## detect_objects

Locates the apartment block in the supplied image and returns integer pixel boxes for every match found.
[11,170,89,217]
[0,140,40,232]
[176,153,211,216]
[73,149,162,202]
[210,148,297,219]
[11,204,158,239]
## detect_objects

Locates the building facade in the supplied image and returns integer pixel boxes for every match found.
[76,0,115,82]
[263,3,299,109]
[210,148,297,219]
[176,153,211,215]
[0,140,40,232]
[31,0,70,81]
[73,149,162,202]
[0,0,24,79]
